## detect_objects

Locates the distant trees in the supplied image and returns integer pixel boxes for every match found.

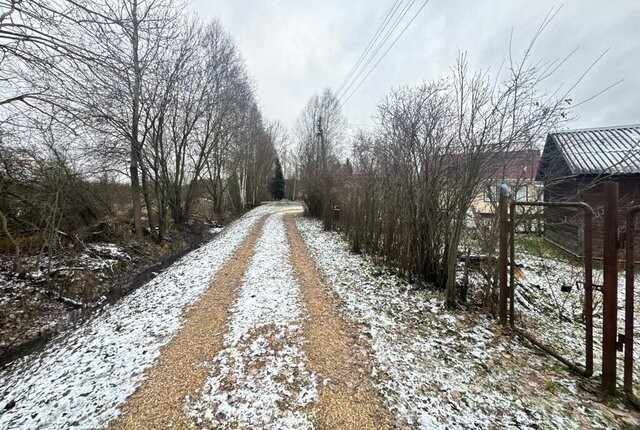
[0,0,278,270]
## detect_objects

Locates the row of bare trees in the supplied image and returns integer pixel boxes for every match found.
[295,89,346,229]
[0,0,279,269]
[296,48,570,307]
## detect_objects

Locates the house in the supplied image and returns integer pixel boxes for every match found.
[471,149,543,217]
[535,124,640,258]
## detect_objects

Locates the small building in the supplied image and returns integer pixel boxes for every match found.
[471,149,543,217]
[536,124,640,258]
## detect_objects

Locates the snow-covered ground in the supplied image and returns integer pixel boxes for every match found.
[297,217,639,429]
[0,242,135,354]
[0,204,275,430]
[511,237,640,395]
[1,242,132,287]
[3,202,637,429]
[188,212,317,428]
[0,242,131,311]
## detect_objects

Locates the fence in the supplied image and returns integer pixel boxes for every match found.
[498,181,640,403]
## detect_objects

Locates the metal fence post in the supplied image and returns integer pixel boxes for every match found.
[583,207,594,377]
[498,182,510,326]
[624,206,640,397]
[602,181,619,394]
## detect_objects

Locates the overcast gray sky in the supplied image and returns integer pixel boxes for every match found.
[190,0,639,135]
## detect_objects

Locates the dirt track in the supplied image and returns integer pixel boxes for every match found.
[285,215,393,429]
[110,208,391,428]
[110,216,268,429]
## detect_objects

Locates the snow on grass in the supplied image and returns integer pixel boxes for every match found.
[0,204,277,430]
[511,237,640,394]
[87,243,131,260]
[296,217,638,429]
[2,242,132,279]
[75,243,133,273]
[188,212,316,429]
[0,274,30,307]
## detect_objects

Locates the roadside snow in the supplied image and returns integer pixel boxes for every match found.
[188,212,316,429]
[87,243,131,260]
[0,204,275,430]
[297,217,637,429]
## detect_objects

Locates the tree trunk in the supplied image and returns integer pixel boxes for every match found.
[444,217,464,307]
[141,169,158,242]
[130,155,142,236]
[130,0,143,237]
[0,210,20,272]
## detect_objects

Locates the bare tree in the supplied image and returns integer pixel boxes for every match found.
[296,88,346,227]
[317,43,569,308]
[0,0,274,254]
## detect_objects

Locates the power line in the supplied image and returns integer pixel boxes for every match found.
[340,0,431,108]
[336,0,403,97]
[336,0,403,98]
[341,0,429,107]
[338,0,417,103]
[347,123,381,128]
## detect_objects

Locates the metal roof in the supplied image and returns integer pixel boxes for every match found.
[548,124,640,175]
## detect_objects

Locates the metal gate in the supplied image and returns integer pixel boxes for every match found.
[623,205,640,403]
[507,201,594,377]
[499,182,640,400]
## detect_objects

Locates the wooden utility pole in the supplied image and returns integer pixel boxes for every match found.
[317,115,330,229]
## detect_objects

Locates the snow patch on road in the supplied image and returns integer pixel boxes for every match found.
[189,213,316,429]
[0,204,274,430]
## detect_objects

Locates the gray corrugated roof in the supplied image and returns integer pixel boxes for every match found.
[549,124,640,175]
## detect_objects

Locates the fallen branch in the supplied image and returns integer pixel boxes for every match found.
[56,296,84,309]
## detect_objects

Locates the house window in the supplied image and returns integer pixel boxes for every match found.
[515,185,528,202]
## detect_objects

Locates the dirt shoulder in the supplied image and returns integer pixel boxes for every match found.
[285,214,394,429]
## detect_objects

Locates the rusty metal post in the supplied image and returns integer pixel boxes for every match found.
[625,206,640,396]
[498,183,510,326]
[583,205,594,376]
[602,182,619,394]
[509,201,516,327]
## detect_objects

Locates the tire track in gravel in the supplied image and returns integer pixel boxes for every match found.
[109,214,269,430]
[188,211,317,429]
[285,214,394,430]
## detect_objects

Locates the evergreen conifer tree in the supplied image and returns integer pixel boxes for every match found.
[269,157,285,200]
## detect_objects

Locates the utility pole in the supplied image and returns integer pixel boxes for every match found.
[316,115,329,229]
